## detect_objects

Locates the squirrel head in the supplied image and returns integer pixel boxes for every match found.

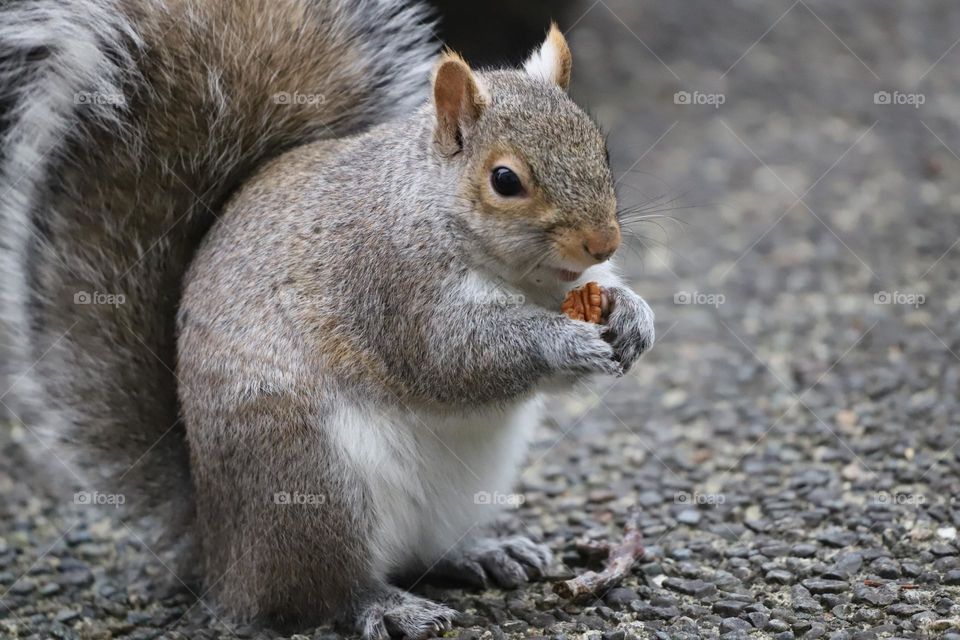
[432,24,619,287]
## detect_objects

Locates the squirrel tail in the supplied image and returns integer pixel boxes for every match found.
[0,0,434,549]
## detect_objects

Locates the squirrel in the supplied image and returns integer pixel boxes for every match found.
[0,0,654,637]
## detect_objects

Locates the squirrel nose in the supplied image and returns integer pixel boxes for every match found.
[581,228,620,263]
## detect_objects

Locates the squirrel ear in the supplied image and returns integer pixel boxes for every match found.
[432,52,488,156]
[523,23,572,91]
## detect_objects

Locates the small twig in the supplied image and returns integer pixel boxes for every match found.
[554,513,645,600]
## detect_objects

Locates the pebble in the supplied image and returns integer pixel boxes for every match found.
[801,579,848,594]
[719,617,751,634]
[851,608,885,624]
[869,558,899,578]
[794,599,823,614]
[851,585,896,606]
[822,553,861,579]
[816,530,857,548]
[766,569,795,584]
[54,609,80,624]
[766,619,792,633]
[803,622,827,638]
[630,602,681,621]
[747,611,769,628]
[603,587,639,606]
[818,594,845,609]
[8,580,35,595]
[887,603,926,617]
[712,600,748,616]
[662,578,717,598]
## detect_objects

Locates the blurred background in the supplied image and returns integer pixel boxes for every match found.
[4,1,960,638]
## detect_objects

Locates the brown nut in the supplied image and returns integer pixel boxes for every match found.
[561,281,608,324]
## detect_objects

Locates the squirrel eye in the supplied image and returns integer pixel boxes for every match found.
[491,166,524,197]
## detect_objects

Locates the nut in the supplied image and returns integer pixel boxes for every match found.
[561,281,608,323]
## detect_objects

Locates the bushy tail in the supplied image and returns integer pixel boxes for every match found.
[0,0,434,549]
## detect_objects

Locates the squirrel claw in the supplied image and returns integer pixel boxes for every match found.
[360,590,457,640]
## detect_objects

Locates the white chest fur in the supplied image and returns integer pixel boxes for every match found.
[328,398,542,575]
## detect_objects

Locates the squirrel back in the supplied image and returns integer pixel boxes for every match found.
[0,0,435,539]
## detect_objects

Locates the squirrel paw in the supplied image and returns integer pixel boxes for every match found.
[433,535,553,589]
[602,287,655,372]
[358,589,456,640]
[554,321,623,378]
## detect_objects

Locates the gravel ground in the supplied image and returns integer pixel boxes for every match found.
[5,1,960,638]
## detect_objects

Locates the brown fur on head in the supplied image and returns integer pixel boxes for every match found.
[431,23,619,286]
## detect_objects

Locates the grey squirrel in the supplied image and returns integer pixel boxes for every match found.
[0,1,654,637]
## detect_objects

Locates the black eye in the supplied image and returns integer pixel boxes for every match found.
[491,166,524,197]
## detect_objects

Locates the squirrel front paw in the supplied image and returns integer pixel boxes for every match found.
[603,287,655,372]
[431,535,553,589]
[551,320,623,378]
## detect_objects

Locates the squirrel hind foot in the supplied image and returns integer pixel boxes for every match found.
[355,588,457,640]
